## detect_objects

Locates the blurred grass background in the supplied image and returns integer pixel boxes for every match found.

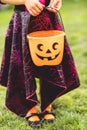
[0,0,87,130]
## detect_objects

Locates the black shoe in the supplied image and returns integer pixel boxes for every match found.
[26,113,41,128]
[42,111,56,123]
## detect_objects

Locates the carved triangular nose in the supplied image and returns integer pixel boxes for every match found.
[46,49,51,53]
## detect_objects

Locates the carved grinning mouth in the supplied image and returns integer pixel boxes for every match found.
[36,52,60,60]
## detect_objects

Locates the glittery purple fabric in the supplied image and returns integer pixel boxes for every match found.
[0,4,80,117]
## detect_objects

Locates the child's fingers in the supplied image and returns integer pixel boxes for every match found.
[25,0,44,16]
[55,0,62,10]
[47,0,62,13]
[46,6,57,13]
[29,4,44,16]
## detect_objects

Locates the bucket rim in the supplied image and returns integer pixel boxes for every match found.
[27,30,65,39]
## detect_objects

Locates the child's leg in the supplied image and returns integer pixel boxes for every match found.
[26,105,41,128]
[39,79,55,121]
[26,105,40,121]
[43,105,55,120]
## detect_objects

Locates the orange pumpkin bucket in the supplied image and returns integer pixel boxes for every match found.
[27,30,65,66]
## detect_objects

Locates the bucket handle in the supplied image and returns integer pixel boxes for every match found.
[27,6,65,35]
[44,6,65,31]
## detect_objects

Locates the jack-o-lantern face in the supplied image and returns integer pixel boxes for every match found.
[27,30,65,66]
[36,42,60,60]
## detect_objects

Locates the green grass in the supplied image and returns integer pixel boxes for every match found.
[0,0,87,129]
[0,10,13,62]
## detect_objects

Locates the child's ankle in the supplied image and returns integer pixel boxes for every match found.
[27,105,38,114]
[45,104,52,112]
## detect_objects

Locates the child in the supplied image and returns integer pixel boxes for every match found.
[0,0,80,128]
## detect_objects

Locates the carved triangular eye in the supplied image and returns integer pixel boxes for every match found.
[37,43,43,51]
[52,42,59,50]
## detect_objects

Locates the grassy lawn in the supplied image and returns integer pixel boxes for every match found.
[0,0,87,130]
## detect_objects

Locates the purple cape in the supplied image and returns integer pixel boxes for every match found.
[0,3,80,117]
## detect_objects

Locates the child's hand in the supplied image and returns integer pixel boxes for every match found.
[24,0,45,16]
[47,0,62,13]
